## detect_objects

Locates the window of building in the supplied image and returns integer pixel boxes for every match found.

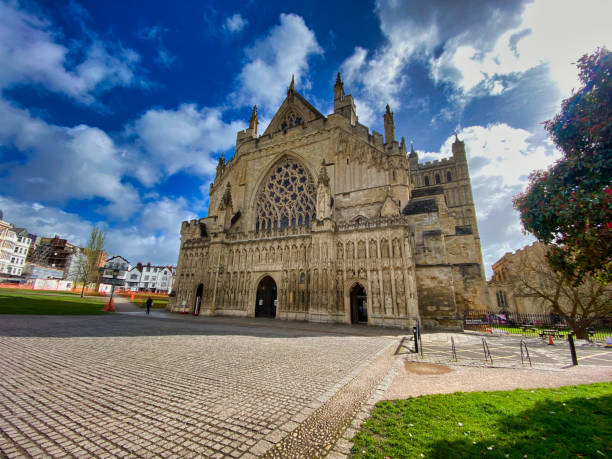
[424,176,430,186]
[435,174,441,184]
[299,272,305,283]
[255,156,316,232]
[446,171,452,182]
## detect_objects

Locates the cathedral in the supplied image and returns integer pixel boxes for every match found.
[168,74,490,329]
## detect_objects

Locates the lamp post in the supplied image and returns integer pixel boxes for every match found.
[109,267,120,303]
[102,266,121,312]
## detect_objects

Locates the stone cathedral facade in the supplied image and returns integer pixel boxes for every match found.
[168,75,490,329]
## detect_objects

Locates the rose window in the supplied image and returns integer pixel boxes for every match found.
[255,157,316,232]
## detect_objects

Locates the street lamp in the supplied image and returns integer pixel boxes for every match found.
[109,267,120,304]
[102,266,121,312]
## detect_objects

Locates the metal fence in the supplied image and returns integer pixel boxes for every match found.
[463,310,612,343]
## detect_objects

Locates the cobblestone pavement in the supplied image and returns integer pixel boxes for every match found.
[401,331,612,369]
[0,314,398,458]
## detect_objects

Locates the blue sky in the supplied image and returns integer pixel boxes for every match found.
[0,0,610,276]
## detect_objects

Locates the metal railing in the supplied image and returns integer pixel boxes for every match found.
[463,310,612,343]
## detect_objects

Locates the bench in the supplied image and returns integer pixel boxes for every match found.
[539,329,564,339]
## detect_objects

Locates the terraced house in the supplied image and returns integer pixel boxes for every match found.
[170,76,489,328]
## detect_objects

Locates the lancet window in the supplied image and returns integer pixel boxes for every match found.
[255,156,316,232]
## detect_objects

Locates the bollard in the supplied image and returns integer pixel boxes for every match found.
[413,326,419,354]
[568,333,578,366]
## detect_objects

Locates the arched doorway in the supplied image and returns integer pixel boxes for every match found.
[193,283,203,315]
[350,283,368,324]
[255,276,277,318]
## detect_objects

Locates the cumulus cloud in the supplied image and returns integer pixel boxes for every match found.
[342,0,611,118]
[0,99,140,219]
[233,13,322,113]
[0,1,141,103]
[432,0,612,98]
[223,14,248,33]
[127,104,246,186]
[0,194,192,266]
[341,0,526,113]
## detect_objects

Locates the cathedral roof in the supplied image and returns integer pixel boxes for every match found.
[263,80,326,136]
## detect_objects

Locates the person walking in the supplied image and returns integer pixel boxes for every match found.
[146,297,153,315]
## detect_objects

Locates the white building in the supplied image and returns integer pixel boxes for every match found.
[123,263,176,293]
[0,212,32,278]
[99,255,131,293]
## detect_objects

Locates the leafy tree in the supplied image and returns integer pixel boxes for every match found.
[72,226,106,297]
[513,48,612,284]
[511,244,611,339]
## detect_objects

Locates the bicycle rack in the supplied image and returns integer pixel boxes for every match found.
[451,336,457,362]
[482,338,493,365]
[520,339,532,367]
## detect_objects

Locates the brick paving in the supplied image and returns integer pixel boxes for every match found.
[0,314,397,458]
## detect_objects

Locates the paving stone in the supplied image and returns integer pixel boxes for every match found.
[0,314,394,458]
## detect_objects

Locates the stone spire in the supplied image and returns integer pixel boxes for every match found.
[384,104,395,145]
[452,133,466,160]
[400,136,407,154]
[249,105,258,136]
[288,74,295,94]
[408,142,418,159]
[334,72,344,101]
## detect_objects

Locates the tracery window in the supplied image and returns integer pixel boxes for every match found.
[280,110,303,130]
[255,156,316,232]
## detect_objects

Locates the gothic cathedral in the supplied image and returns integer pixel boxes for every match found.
[169,75,490,329]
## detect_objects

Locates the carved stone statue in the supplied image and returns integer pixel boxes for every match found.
[316,160,332,220]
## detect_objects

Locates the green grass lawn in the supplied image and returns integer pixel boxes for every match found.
[351,383,612,458]
[0,290,108,315]
[131,296,168,308]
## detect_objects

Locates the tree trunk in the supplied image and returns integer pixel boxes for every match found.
[81,284,85,298]
[572,324,589,340]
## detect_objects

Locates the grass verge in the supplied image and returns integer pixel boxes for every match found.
[131,296,168,308]
[0,290,107,315]
[351,383,612,458]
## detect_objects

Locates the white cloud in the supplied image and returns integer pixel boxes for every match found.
[0,99,140,219]
[140,197,197,236]
[0,1,141,103]
[128,104,246,185]
[224,14,248,33]
[233,13,322,113]
[429,0,612,98]
[341,0,611,119]
[0,194,193,266]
